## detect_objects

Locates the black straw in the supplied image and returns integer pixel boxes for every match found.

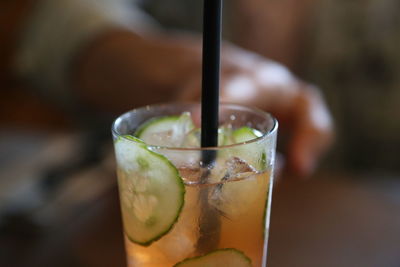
[201,0,222,151]
[196,0,223,253]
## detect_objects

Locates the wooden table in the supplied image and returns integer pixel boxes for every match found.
[2,171,400,267]
[268,172,400,267]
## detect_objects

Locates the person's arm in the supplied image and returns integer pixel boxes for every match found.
[9,0,333,176]
[72,30,203,112]
[11,0,166,108]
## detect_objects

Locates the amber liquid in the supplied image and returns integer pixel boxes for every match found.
[119,168,272,267]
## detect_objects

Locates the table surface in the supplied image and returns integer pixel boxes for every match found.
[1,170,400,267]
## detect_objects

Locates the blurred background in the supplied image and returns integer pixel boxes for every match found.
[1,0,400,266]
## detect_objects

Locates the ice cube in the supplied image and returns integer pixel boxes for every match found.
[179,167,201,184]
[224,157,257,179]
[140,112,194,148]
[181,128,200,148]
[154,185,199,262]
[172,112,194,147]
[151,112,201,166]
[218,124,234,146]
[209,157,260,218]
[180,123,235,148]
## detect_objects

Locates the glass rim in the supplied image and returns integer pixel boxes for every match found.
[111,102,278,151]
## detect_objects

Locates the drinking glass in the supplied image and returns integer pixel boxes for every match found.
[112,103,278,267]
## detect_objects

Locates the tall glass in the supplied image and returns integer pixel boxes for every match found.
[112,103,278,267]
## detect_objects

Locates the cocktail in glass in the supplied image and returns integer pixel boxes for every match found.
[112,103,278,267]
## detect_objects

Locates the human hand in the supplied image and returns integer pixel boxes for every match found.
[178,44,334,177]
[74,31,333,177]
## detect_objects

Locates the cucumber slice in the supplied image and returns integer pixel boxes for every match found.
[174,248,252,267]
[231,126,263,144]
[135,112,195,147]
[115,136,185,246]
[181,126,234,147]
[221,127,266,170]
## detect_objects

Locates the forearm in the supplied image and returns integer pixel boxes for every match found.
[12,0,171,108]
[72,29,203,112]
[9,0,206,113]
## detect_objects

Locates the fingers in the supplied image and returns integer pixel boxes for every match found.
[287,85,334,177]
[289,124,327,177]
[176,44,334,179]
